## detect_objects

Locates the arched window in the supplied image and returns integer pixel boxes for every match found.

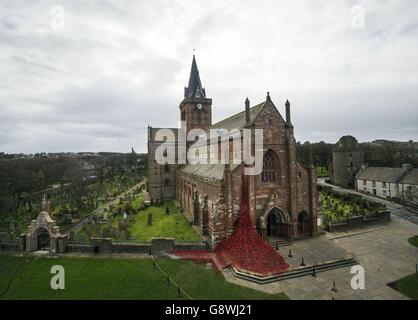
[262,150,276,183]
[164,178,170,186]
[164,164,170,173]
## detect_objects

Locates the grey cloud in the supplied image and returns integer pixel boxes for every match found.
[0,0,417,153]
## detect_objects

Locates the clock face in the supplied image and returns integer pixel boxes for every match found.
[196,103,203,110]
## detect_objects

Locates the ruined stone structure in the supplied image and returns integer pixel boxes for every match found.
[331,136,364,189]
[24,210,67,253]
[148,56,318,245]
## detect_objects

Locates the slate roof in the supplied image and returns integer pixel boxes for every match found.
[211,101,266,132]
[356,167,405,183]
[400,169,418,185]
[184,55,206,98]
[179,163,240,180]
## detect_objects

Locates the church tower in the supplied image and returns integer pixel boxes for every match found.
[179,55,212,138]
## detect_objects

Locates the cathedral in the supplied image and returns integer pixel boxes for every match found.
[147,56,318,245]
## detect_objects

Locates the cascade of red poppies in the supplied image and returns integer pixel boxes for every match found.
[213,173,289,275]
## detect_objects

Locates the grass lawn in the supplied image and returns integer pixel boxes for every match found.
[132,194,145,210]
[408,236,418,247]
[129,200,200,241]
[388,274,418,300]
[320,192,354,222]
[0,256,288,300]
[316,166,329,177]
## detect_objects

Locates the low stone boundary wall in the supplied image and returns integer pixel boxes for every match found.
[0,241,18,251]
[64,237,208,254]
[327,210,391,232]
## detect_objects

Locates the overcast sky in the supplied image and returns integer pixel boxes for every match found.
[0,0,417,154]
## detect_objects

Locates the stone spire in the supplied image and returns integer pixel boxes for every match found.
[184,55,206,98]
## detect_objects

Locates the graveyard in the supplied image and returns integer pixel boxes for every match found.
[0,255,288,300]
[73,192,200,242]
[319,186,390,230]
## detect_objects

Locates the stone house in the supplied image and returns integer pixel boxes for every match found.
[355,164,418,199]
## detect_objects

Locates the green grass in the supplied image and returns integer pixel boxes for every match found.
[320,192,354,222]
[0,256,288,300]
[129,200,200,241]
[316,166,329,177]
[132,194,145,209]
[408,236,418,247]
[389,274,418,300]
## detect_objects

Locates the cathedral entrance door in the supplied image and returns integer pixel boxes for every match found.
[298,211,312,236]
[266,208,289,241]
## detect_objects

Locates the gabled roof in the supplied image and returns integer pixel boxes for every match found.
[356,167,404,183]
[211,102,266,132]
[179,163,240,181]
[400,169,418,185]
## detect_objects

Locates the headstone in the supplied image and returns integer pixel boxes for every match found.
[102,227,111,238]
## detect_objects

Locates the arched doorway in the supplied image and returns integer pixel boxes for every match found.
[298,211,312,236]
[37,228,50,250]
[266,208,289,241]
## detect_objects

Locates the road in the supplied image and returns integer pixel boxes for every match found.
[317,178,418,225]
[63,180,146,234]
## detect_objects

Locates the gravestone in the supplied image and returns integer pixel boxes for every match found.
[102,227,111,238]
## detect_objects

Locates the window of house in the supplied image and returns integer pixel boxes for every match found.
[372,181,376,187]
[262,150,276,182]
[164,164,169,173]
[382,182,387,188]
[362,180,366,185]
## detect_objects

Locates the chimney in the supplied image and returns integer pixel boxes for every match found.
[402,164,413,172]
[245,98,250,125]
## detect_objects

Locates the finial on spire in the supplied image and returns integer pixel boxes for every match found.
[266,92,270,101]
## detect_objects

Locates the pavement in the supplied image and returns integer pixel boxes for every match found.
[223,215,418,300]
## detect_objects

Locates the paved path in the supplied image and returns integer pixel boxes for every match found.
[318,179,418,225]
[224,215,418,299]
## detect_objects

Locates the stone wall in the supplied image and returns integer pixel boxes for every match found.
[65,237,207,254]
[327,210,391,232]
[0,241,18,251]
